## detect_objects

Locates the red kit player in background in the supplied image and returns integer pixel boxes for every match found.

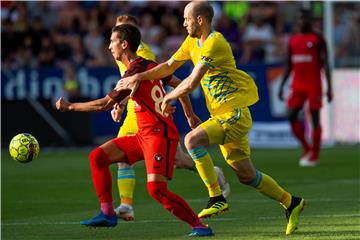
[279,9,333,167]
[55,24,213,237]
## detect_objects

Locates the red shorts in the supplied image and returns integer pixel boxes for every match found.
[287,88,322,110]
[111,135,178,179]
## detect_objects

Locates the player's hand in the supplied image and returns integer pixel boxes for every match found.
[161,96,176,116]
[278,88,284,101]
[111,103,124,122]
[115,74,140,97]
[55,97,71,112]
[327,88,333,103]
[186,114,202,129]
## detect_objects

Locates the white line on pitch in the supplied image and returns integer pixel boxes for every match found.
[3,213,360,226]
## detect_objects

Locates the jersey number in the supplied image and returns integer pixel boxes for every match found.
[151,85,168,117]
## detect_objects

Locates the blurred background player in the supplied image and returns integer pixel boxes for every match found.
[117,1,305,235]
[55,24,214,237]
[111,15,230,221]
[278,9,333,167]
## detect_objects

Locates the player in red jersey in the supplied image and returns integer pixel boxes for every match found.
[279,9,333,167]
[55,24,213,237]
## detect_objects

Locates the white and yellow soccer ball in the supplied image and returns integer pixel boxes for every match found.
[9,133,40,163]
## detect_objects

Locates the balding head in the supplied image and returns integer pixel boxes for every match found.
[185,1,214,24]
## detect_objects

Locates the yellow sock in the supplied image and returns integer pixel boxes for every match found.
[117,167,136,206]
[188,146,222,197]
[248,170,292,209]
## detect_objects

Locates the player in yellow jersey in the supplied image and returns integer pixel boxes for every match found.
[116,2,305,235]
[112,15,230,221]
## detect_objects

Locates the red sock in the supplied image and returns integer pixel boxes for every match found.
[101,202,115,216]
[89,147,113,205]
[311,126,322,160]
[147,181,204,228]
[291,121,311,154]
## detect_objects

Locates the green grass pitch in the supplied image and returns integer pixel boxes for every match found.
[2,145,359,240]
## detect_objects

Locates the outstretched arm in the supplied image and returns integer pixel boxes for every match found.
[161,63,208,115]
[56,95,116,112]
[116,59,186,96]
[56,89,130,113]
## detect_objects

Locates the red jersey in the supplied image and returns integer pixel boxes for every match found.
[289,32,325,91]
[108,57,179,141]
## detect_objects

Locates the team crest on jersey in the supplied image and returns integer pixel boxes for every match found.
[307,42,313,48]
[154,153,163,162]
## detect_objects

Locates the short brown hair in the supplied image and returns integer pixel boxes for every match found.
[116,15,138,26]
[112,24,141,53]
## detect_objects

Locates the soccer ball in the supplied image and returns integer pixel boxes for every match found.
[9,133,40,163]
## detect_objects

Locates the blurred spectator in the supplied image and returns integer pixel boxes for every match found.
[139,13,162,57]
[38,36,56,67]
[241,14,275,64]
[10,2,28,32]
[26,2,58,29]
[333,4,360,67]
[63,66,81,102]
[84,21,105,65]
[159,14,185,62]
[215,14,241,58]
[222,1,250,28]
[1,1,359,69]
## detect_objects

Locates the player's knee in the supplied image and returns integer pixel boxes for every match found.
[240,170,262,187]
[173,151,183,168]
[89,147,109,169]
[147,182,164,202]
[236,171,257,185]
[288,108,299,122]
[310,111,320,128]
[184,131,200,150]
[174,150,191,168]
[117,162,131,169]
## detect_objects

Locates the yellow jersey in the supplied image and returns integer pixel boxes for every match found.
[115,41,156,136]
[172,31,259,116]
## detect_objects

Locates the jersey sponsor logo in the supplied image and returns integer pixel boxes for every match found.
[200,55,214,63]
[153,153,163,162]
[292,54,313,63]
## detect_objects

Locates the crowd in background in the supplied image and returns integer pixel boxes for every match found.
[1,1,359,71]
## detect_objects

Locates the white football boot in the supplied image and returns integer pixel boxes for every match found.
[214,166,231,198]
[114,204,134,221]
[299,152,319,167]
